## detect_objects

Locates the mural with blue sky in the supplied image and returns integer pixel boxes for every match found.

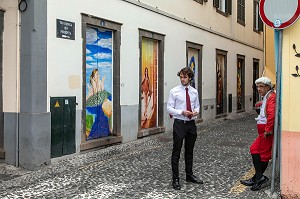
[85,27,113,140]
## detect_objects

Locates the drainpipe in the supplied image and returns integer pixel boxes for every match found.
[262,24,266,76]
[15,7,20,167]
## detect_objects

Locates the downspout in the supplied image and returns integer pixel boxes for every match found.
[262,24,266,76]
[15,8,20,167]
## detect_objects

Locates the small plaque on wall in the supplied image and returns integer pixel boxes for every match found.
[56,19,75,40]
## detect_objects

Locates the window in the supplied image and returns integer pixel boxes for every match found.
[237,0,245,25]
[253,0,263,32]
[214,0,232,15]
[194,0,204,4]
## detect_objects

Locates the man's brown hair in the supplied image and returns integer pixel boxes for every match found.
[177,67,194,78]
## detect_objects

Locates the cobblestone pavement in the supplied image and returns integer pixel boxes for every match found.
[0,111,281,199]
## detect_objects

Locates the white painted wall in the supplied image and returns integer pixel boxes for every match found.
[47,0,263,112]
[0,1,19,113]
[131,0,263,49]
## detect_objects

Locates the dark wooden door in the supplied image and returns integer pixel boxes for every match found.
[253,61,260,107]
[50,97,76,158]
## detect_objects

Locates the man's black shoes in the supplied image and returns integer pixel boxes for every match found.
[251,176,269,191]
[240,178,255,186]
[186,175,204,184]
[172,179,181,190]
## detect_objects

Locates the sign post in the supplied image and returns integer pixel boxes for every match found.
[259,0,300,195]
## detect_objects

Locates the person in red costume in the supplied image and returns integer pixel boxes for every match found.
[240,77,276,191]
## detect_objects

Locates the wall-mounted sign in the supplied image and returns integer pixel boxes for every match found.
[56,19,75,40]
[260,0,300,29]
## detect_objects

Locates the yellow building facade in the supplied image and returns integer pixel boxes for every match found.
[264,18,300,197]
[264,26,276,83]
[281,20,300,198]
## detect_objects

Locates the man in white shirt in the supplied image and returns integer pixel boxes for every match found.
[167,67,203,190]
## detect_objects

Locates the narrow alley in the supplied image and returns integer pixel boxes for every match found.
[0,112,280,199]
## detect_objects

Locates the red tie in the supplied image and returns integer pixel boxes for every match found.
[186,87,192,119]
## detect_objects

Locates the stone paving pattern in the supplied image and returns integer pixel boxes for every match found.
[0,111,280,198]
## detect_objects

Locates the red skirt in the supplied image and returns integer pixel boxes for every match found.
[250,124,274,162]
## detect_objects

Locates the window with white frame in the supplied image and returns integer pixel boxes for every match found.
[253,0,263,32]
[214,0,232,15]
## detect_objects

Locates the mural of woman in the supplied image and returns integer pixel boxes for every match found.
[216,62,223,114]
[85,27,113,140]
[237,73,242,110]
[87,69,105,98]
[86,68,111,140]
[189,56,196,88]
[141,67,151,118]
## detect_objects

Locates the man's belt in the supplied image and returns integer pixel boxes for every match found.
[174,118,195,124]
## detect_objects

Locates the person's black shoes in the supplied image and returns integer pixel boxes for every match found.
[251,175,269,191]
[172,179,181,190]
[240,178,255,186]
[186,175,204,184]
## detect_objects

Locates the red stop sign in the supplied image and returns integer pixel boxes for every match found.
[260,0,300,29]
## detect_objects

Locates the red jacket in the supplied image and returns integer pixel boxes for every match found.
[265,92,276,132]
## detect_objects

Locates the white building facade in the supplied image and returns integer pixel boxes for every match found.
[0,0,264,169]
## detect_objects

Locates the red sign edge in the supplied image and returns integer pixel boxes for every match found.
[259,0,300,29]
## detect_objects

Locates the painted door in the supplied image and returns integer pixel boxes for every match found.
[85,27,113,140]
[216,54,225,115]
[141,38,158,129]
[187,48,198,89]
[237,58,245,111]
[253,61,260,107]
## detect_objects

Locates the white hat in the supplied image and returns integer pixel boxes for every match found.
[255,77,272,88]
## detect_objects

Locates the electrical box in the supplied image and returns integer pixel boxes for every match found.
[50,97,76,158]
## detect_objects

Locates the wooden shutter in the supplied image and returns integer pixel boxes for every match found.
[258,12,263,31]
[242,0,245,22]
[253,0,256,30]
[226,0,232,14]
[237,0,245,25]
[237,0,241,20]
[213,0,219,8]
[194,0,204,4]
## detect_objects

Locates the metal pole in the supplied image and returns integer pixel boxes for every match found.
[270,29,282,194]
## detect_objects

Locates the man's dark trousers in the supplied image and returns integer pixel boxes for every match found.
[171,119,197,179]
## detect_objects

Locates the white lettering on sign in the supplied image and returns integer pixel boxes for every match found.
[60,30,71,35]
[56,19,75,40]
[59,20,73,27]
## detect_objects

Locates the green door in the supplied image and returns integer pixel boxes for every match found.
[62,97,76,155]
[50,97,76,158]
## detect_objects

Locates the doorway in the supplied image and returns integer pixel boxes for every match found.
[138,29,165,138]
[85,26,113,140]
[237,55,245,111]
[186,41,203,120]
[140,38,158,129]
[253,59,260,107]
[216,50,227,116]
